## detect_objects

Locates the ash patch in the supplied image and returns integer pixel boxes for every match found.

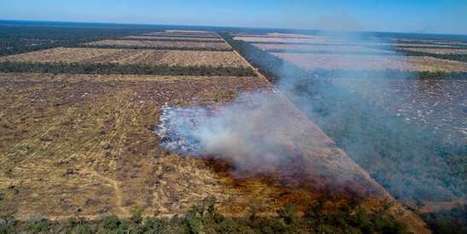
[156,104,211,155]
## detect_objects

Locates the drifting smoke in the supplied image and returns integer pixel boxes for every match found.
[270,31,465,203]
[156,29,465,203]
[157,91,308,175]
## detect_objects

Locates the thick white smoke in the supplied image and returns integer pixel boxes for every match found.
[157,91,306,174]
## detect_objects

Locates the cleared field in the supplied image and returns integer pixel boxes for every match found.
[144,31,220,38]
[0,72,427,228]
[84,39,232,50]
[0,73,270,219]
[123,35,223,42]
[271,52,467,72]
[0,47,249,67]
[331,78,467,141]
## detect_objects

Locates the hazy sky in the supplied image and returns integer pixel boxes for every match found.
[0,0,466,35]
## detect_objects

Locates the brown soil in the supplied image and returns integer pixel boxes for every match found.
[0,48,248,67]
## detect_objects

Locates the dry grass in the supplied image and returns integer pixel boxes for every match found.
[0,48,249,67]
[85,39,231,50]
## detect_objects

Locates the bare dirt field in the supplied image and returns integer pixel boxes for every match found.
[0,73,270,220]
[0,48,248,67]
[331,78,467,141]
[0,72,427,228]
[85,39,232,50]
[123,35,224,42]
[144,31,220,38]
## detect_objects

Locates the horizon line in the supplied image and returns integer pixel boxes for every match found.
[1,18,467,37]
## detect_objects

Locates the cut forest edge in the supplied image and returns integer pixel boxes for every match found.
[0,62,256,76]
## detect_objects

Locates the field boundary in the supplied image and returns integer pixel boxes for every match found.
[0,62,256,76]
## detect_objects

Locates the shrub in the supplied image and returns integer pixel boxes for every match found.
[27,218,49,233]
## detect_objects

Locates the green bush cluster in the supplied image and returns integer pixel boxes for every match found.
[0,62,256,77]
[0,197,409,234]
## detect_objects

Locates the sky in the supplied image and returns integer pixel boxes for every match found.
[0,0,466,35]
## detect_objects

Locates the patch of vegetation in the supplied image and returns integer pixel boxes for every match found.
[2,197,408,233]
[0,61,256,76]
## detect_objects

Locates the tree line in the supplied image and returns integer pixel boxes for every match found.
[0,61,256,77]
[0,197,408,233]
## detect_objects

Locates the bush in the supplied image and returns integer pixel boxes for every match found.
[0,217,16,234]
[27,218,49,233]
[100,215,129,232]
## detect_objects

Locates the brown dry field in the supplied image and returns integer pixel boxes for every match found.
[271,52,467,72]
[0,72,428,232]
[85,39,232,50]
[0,48,248,67]
[124,35,224,42]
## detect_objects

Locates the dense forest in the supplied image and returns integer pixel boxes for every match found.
[0,22,164,56]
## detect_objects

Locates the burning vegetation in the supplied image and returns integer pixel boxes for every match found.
[1,21,465,233]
